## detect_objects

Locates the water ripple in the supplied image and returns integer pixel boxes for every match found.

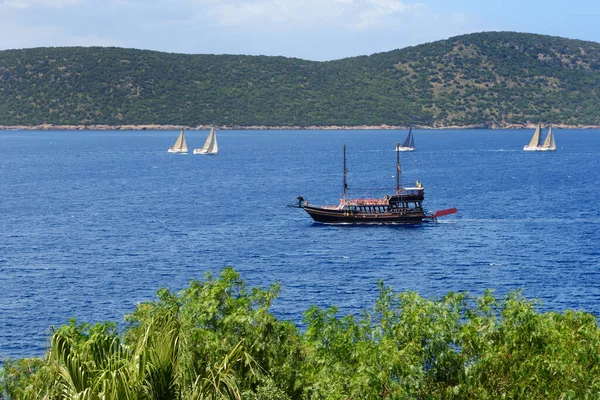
[1,129,599,360]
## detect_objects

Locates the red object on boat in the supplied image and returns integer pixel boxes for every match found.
[426,208,458,219]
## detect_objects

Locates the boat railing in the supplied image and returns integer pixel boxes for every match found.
[398,188,423,195]
[392,188,424,200]
[340,197,390,206]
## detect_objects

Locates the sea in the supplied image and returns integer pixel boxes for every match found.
[1,128,599,360]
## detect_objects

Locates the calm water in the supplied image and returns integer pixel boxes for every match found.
[1,129,599,360]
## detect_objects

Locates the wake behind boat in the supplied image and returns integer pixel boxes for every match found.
[396,127,415,151]
[194,126,218,155]
[292,144,457,224]
[168,129,188,153]
[524,123,556,151]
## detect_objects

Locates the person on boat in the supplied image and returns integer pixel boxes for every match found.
[297,195,305,207]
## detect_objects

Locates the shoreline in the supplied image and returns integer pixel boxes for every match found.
[2,123,600,131]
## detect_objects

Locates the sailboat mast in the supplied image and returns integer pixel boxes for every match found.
[396,142,402,192]
[342,144,348,199]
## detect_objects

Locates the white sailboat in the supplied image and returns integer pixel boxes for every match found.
[540,125,556,151]
[193,126,218,155]
[396,127,415,151]
[523,123,556,151]
[168,129,188,153]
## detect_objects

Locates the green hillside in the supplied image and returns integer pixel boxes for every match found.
[1,31,600,127]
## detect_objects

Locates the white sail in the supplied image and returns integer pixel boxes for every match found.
[193,127,219,155]
[207,127,218,153]
[180,132,188,153]
[168,130,188,153]
[548,129,556,150]
[541,126,556,151]
[524,123,542,151]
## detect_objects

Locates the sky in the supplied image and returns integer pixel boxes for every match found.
[0,0,599,61]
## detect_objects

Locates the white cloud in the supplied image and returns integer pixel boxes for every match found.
[0,20,125,49]
[0,0,488,60]
[4,0,82,8]
[355,0,418,29]
[197,0,458,34]
[204,0,414,29]
[450,12,468,26]
[190,0,476,53]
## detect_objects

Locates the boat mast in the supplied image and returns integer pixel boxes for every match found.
[396,143,402,192]
[343,144,348,199]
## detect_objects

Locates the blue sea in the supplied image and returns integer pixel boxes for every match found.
[1,129,599,360]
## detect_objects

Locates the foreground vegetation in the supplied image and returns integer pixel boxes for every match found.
[2,32,600,127]
[2,267,600,399]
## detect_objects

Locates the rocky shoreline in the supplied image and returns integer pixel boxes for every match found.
[2,123,600,130]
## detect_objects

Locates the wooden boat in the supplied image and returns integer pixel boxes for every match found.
[524,123,556,151]
[396,127,415,151]
[292,144,457,224]
[194,126,218,155]
[168,130,188,153]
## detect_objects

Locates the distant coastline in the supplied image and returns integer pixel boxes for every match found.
[5,34,600,132]
[2,123,600,131]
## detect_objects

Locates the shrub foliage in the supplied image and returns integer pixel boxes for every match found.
[2,267,600,399]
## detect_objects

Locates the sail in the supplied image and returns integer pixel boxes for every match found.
[169,130,187,152]
[526,123,542,148]
[199,128,213,152]
[401,128,412,148]
[542,126,556,150]
[180,131,188,152]
[548,129,556,150]
[409,129,415,149]
[173,130,184,149]
[197,127,218,154]
[208,127,218,153]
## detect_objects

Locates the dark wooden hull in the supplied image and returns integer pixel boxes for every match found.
[303,205,424,224]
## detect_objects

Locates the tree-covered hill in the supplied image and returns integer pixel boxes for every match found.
[1,31,600,128]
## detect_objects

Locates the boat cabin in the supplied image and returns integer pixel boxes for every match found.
[335,186,424,215]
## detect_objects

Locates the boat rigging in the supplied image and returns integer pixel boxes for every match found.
[292,144,457,224]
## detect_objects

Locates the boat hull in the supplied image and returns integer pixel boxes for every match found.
[168,149,187,153]
[523,146,556,152]
[396,147,415,152]
[302,205,424,224]
[193,149,218,155]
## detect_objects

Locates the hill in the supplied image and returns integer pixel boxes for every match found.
[1,31,600,128]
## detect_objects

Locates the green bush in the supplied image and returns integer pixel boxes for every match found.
[2,268,600,399]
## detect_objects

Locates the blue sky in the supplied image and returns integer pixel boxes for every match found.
[0,0,598,61]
